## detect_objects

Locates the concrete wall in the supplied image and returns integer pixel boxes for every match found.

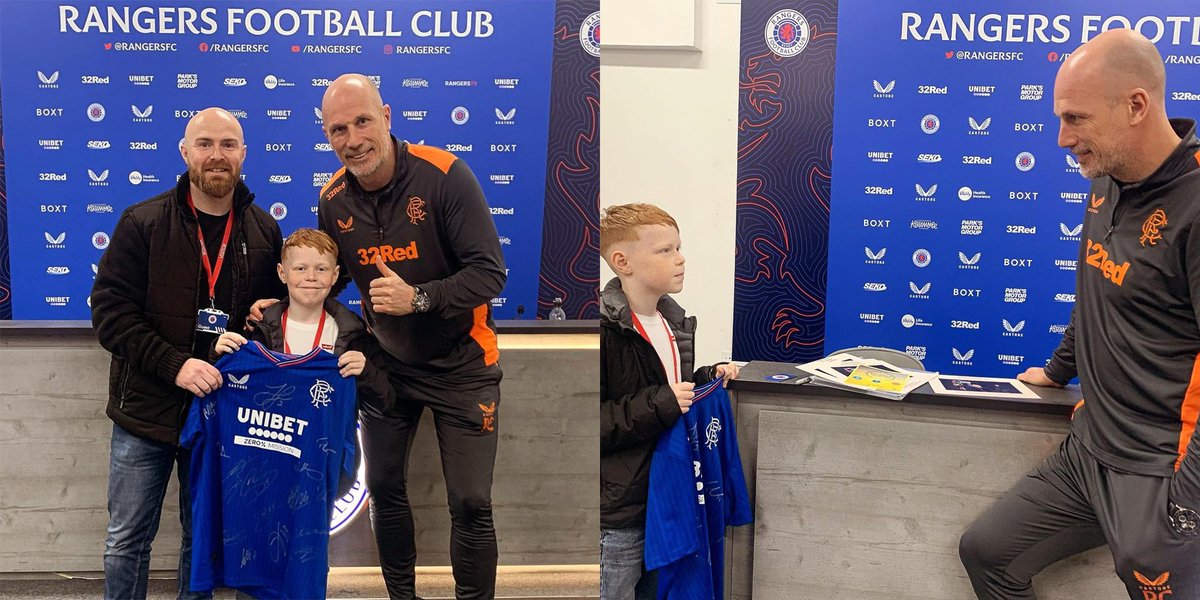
[0,330,598,573]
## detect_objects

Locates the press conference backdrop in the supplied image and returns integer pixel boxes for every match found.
[736,0,1200,376]
[0,0,601,321]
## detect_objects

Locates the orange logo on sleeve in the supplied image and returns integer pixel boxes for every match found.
[406,195,427,225]
[1134,570,1172,599]
[1087,194,1106,214]
[479,402,496,433]
[337,216,354,232]
[1140,209,1168,247]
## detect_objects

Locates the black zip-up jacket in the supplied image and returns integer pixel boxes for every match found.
[1044,119,1200,477]
[600,277,719,529]
[317,138,506,378]
[241,297,395,412]
[92,174,285,444]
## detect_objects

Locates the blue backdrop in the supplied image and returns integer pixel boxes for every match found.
[737,0,1200,376]
[0,0,601,321]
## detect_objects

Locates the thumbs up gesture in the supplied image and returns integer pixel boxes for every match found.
[369,255,416,315]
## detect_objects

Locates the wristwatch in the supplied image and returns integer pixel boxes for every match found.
[411,285,432,314]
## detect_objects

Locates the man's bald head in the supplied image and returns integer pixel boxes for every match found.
[1059,28,1166,107]
[321,74,384,113]
[183,107,244,147]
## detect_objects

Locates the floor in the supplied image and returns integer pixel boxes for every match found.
[0,567,600,599]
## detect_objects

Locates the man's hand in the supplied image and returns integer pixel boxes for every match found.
[247,298,280,329]
[1017,367,1064,388]
[369,256,415,316]
[338,350,367,378]
[715,363,740,387]
[176,358,222,397]
[215,332,248,355]
[672,381,697,414]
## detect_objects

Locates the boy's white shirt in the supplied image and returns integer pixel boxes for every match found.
[632,310,680,384]
[283,311,339,354]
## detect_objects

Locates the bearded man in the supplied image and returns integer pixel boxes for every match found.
[91,107,285,600]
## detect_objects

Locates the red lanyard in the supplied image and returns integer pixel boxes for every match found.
[281,308,327,354]
[186,192,234,306]
[631,312,678,384]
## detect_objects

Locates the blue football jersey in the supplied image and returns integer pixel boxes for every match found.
[644,378,753,600]
[180,342,357,600]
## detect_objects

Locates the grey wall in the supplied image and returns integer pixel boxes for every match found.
[728,390,1126,600]
[0,330,598,573]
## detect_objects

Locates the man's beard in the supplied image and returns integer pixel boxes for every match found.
[343,146,386,180]
[189,161,239,198]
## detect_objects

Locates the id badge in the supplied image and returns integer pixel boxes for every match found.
[196,308,230,334]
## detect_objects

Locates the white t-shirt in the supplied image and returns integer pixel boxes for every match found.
[633,311,680,384]
[283,311,339,355]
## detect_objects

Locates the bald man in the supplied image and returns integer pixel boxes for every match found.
[92,107,285,599]
[318,73,506,599]
[960,30,1200,599]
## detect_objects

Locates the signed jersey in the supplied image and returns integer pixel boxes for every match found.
[181,342,357,599]
[644,379,753,600]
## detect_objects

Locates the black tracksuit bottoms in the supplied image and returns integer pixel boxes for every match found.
[960,432,1200,599]
[360,362,502,600]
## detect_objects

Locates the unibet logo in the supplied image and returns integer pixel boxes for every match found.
[968,85,995,97]
[1056,259,1078,271]
[40,139,64,150]
[1062,192,1087,204]
[490,175,514,185]
[998,354,1025,366]
[403,110,428,121]
[859,313,884,324]
[266,109,292,121]
[868,151,893,163]
[1085,239,1129,286]
[356,241,419,266]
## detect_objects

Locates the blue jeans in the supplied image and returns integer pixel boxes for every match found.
[600,527,657,600]
[103,422,211,600]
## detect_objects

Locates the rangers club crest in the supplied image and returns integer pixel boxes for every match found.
[765,10,809,58]
[406,196,427,225]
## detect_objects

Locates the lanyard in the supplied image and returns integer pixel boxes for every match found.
[186,192,234,307]
[631,312,678,384]
[281,308,327,354]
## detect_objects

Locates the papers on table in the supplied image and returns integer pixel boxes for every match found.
[797,353,938,401]
[928,375,1041,399]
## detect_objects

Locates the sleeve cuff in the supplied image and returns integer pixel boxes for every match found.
[157,350,190,385]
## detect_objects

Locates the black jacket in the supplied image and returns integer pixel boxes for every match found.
[92,174,285,444]
[600,277,719,529]
[1044,119,1200,477]
[317,138,506,378]
[242,297,395,412]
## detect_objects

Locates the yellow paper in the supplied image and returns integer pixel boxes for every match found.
[844,365,910,392]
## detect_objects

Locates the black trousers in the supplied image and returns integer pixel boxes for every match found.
[960,432,1200,599]
[360,366,501,600]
